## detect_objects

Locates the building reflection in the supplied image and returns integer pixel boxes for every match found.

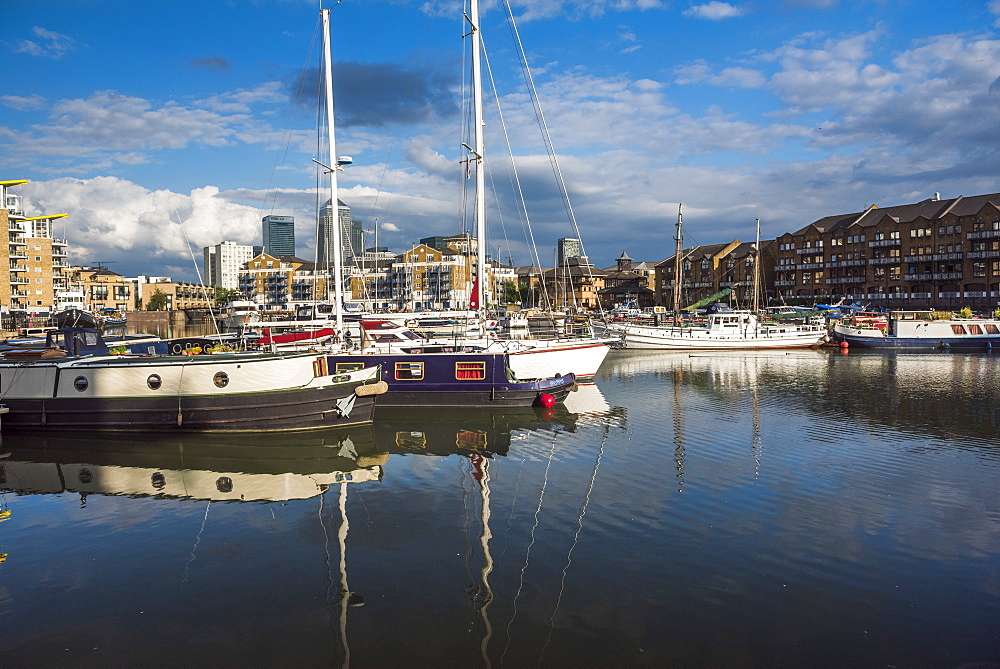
[602,348,1000,447]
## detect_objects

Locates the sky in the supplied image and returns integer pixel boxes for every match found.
[3,0,1000,282]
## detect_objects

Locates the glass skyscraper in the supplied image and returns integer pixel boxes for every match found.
[262,215,295,257]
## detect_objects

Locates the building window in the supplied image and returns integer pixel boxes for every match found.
[974,262,987,277]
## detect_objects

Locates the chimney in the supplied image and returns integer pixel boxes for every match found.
[933,192,940,200]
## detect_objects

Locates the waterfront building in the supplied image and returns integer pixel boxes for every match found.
[599,252,656,309]
[1,179,71,315]
[773,192,1000,309]
[135,278,212,311]
[540,257,607,311]
[203,241,255,290]
[652,238,779,310]
[238,254,327,315]
[69,266,133,312]
[262,215,295,257]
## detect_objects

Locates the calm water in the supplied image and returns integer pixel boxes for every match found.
[1,347,998,667]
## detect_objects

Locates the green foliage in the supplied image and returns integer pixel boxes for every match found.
[958,306,974,318]
[146,288,168,311]
[214,286,239,307]
[930,310,953,320]
[501,280,520,305]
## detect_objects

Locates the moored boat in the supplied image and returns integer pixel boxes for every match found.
[831,310,1000,349]
[0,327,386,432]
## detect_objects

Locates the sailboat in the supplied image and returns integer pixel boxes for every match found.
[616,207,829,349]
[311,7,575,407]
[425,0,613,381]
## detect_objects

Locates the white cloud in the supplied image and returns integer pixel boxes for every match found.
[682,2,747,20]
[9,26,76,59]
[0,94,47,111]
[989,0,1000,28]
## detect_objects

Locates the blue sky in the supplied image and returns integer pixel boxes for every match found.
[3,0,999,281]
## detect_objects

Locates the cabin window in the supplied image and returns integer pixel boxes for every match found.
[147,374,162,390]
[456,361,486,380]
[986,324,999,334]
[373,334,401,343]
[335,362,366,373]
[950,324,966,335]
[73,376,89,392]
[967,324,983,335]
[213,371,230,388]
[395,362,424,380]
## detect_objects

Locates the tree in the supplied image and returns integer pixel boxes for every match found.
[146,288,168,311]
[501,280,520,305]
[214,286,239,307]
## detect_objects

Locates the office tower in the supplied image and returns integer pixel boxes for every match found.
[318,199,364,265]
[203,241,255,290]
[557,237,582,266]
[262,215,295,256]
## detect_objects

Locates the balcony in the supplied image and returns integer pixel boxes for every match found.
[9,275,29,284]
[796,263,825,270]
[827,260,867,268]
[869,257,901,265]
[967,250,1000,259]
[931,253,964,261]
[829,277,866,284]
[8,263,26,272]
[967,230,1000,240]
[932,272,964,280]
[869,239,901,248]
[795,247,823,255]
[903,255,936,263]
[774,280,795,287]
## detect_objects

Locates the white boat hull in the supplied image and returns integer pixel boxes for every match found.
[619,323,828,350]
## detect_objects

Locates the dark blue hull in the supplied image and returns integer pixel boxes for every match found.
[326,351,575,407]
[837,332,1000,349]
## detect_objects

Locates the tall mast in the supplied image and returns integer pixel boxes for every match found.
[321,8,344,334]
[752,216,761,314]
[467,0,486,314]
[672,204,683,325]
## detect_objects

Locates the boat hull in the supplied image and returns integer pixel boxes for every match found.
[832,324,1000,349]
[620,324,828,350]
[326,351,576,407]
[0,353,383,432]
[491,340,611,380]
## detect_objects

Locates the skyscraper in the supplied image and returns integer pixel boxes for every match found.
[262,215,295,257]
[318,199,364,265]
[557,237,582,266]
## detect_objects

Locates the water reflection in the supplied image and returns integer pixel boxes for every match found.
[0,427,383,503]
[602,348,1000,452]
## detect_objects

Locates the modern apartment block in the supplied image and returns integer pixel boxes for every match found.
[262,215,295,257]
[773,192,1000,308]
[654,239,777,310]
[2,179,71,314]
[203,240,256,291]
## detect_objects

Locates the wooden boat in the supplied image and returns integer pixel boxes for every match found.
[831,310,1000,349]
[0,327,386,432]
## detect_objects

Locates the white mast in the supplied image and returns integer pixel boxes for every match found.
[467,0,486,314]
[752,216,761,314]
[672,204,683,325]
[321,8,344,334]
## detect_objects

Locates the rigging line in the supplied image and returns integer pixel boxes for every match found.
[362,8,437,236]
[501,431,560,665]
[538,431,607,665]
[181,500,211,591]
[257,15,322,238]
[502,1,604,319]
[480,41,555,313]
[173,207,222,338]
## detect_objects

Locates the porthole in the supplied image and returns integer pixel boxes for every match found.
[147,374,162,390]
[213,371,230,388]
[78,468,93,484]
[151,472,166,490]
[216,476,233,493]
[73,376,89,392]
